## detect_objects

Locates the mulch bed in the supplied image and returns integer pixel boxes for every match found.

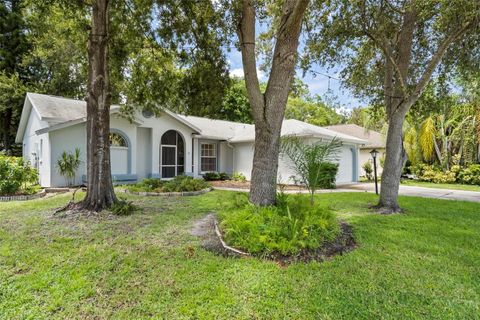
[191,214,356,264]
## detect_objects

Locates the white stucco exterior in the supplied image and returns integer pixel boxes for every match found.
[16,93,366,187]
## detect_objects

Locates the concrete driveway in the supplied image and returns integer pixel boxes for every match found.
[338,183,480,203]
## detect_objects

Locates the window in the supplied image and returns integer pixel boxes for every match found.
[201,143,217,172]
[109,132,128,147]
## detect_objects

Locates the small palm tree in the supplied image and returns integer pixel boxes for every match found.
[281,136,341,205]
[56,148,82,187]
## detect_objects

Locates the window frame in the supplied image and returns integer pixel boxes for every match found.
[200,142,217,173]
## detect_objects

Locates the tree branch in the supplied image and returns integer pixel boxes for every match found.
[405,21,475,108]
[237,0,263,120]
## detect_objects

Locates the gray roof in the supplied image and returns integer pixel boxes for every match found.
[17,93,367,146]
[325,124,385,149]
[27,92,120,123]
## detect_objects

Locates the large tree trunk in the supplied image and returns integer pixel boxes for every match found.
[79,0,116,211]
[378,110,408,213]
[237,0,309,206]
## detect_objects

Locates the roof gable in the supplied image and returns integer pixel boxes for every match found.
[325,124,385,148]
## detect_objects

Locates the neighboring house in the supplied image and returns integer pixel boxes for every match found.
[326,124,385,177]
[16,93,366,187]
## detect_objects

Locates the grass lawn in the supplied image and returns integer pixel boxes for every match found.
[1,191,479,319]
[400,180,480,192]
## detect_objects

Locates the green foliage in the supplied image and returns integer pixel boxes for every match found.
[458,165,480,185]
[281,136,341,204]
[216,77,253,123]
[0,153,38,195]
[56,148,81,187]
[111,198,138,216]
[162,176,210,193]
[362,161,373,180]
[219,195,339,255]
[411,163,480,185]
[126,176,209,193]
[202,172,230,181]
[231,172,247,182]
[285,96,344,126]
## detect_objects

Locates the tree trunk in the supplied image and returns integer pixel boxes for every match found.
[378,110,408,213]
[79,0,116,211]
[237,0,309,206]
[249,121,282,205]
[2,108,12,153]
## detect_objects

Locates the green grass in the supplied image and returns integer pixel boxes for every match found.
[1,191,479,319]
[401,179,480,192]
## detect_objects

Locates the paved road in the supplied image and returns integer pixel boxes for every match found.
[214,183,480,203]
[338,183,480,203]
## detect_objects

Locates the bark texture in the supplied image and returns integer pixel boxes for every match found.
[375,9,475,213]
[237,0,309,206]
[79,0,117,211]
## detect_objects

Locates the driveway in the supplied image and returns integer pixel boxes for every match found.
[338,183,480,203]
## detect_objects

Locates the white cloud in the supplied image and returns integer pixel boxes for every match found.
[229,67,266,80]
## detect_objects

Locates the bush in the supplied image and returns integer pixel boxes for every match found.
[317,162,339,189]
[111,199,138,216]
[362,161,373,180]
[162,175,210,192]
[219,172,230,181]
[203,172,220,181]
[458,164,480,185]
[125,176,209,193]
[231,171,247,182]
[219,194,339,255]
[0,154,38,195]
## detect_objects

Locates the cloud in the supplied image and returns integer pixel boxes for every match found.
[229,67,266,80]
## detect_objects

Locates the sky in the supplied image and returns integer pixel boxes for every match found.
[225,47,364,110]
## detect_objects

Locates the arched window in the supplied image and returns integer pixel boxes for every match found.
[109,132,128,147]
[160,130,184,178]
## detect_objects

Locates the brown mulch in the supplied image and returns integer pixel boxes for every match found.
[209,180,306,191]
[190,214,356,265]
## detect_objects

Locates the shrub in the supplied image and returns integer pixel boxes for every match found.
[362,161,373,180]
[219,195,339,255]
[231,171,247,182]
[56,148,82,186]
[281,136,341,205]
[111,199,138,216]
[0,154,38,195]
[219,172,230,181]
[458,164,480,185]
[162,175,210,192]
[203,172,220,181]
[318,162,339,189]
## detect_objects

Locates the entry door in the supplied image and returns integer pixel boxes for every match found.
[161,145,177,178]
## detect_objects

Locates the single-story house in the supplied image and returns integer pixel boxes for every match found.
[16,93,366,187]
[325,124,385,177]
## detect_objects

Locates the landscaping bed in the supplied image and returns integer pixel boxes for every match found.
[122,175,211,194]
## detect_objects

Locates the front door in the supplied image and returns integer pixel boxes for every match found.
[161,145,176,178]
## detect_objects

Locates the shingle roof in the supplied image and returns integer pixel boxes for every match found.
[325,124,385,148]
[27,92,120,123]
[19,93,367,146]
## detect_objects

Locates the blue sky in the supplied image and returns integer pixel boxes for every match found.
[225,48,363,110]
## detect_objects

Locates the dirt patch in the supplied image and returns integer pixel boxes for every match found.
[191,214,356,264]
[190,214,242,257]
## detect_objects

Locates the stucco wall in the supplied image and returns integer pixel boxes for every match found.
[359,148,385,177]
[22,107,51,187]
[49,123,87,187]
[136,127,152,180]
[232,139,359,185]
[138,112,196,178]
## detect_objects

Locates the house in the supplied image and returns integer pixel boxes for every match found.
[15,93,366,187]
[325,124,385,177]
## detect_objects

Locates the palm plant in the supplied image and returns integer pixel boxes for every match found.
[281,136,341,205]
[56,148,82,187]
